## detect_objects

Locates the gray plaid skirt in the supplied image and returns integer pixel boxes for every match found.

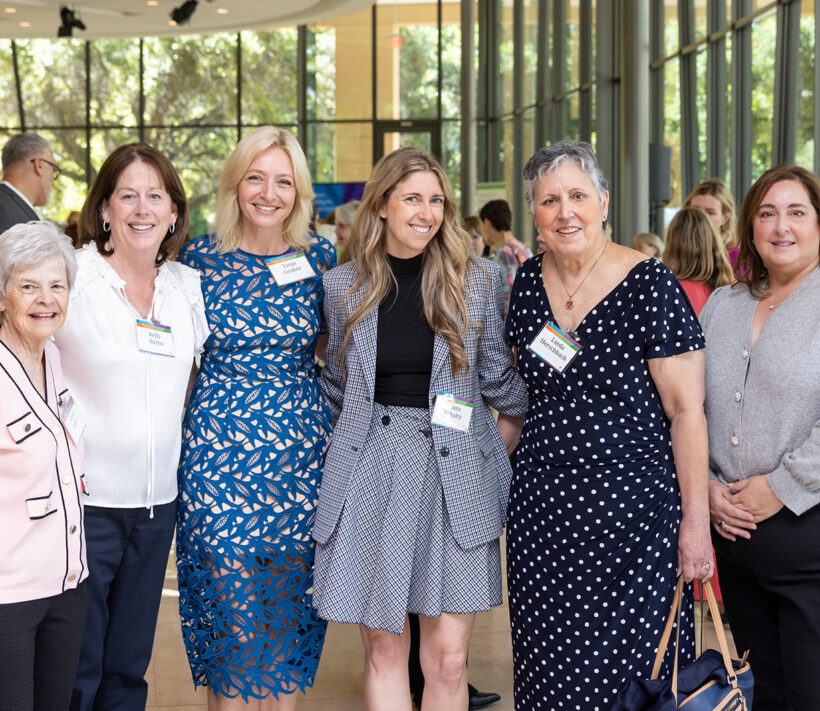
[312,402,502,636]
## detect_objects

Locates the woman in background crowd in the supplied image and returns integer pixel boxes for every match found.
[702,165,820,709]
[463,215,488,257]
[56,144,207,711]
[334,199,360,263]
[684,178,738,272]
[632,231,664,258]
[0,222,83,711]
[314,146,527,711]
[663,207,733,315]
[176,126,335,710]
[478,199,532,311]
[506,140,712,710]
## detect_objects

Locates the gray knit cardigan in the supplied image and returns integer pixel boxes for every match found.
[700,268,820,515]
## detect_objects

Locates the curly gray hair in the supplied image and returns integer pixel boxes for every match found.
[523,140,608,213]
[0,220,77,295]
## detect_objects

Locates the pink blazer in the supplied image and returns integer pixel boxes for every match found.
[0,340,87,604]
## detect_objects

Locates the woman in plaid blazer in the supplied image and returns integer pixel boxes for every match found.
[313,147,527,711]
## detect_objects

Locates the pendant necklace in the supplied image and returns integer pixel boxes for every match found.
[553,241,608,310]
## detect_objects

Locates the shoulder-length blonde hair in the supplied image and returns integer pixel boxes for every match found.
[214,126,314,253]
[663,207,733,291]
[735,165,820,297]
[339,147,475,377]
[683,178,736,247]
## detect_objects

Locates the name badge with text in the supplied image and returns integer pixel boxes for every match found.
[527,321,581,373]
[60,393,86,444]
[136,319,175,357]
[265,252,317,285]
[431,391,474,433]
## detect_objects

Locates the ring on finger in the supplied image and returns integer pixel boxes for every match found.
[718,520,726,529]
[701,562,711,571]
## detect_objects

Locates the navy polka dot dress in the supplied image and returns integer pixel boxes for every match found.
[505,256,704,710]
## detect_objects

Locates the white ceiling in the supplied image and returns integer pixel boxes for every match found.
[0,0,375,39]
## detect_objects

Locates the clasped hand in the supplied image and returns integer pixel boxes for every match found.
[708,477,783,541]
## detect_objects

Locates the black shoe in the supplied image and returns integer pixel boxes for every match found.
[469,683,501,709]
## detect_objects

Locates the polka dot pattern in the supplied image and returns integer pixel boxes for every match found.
[504,257,704,710]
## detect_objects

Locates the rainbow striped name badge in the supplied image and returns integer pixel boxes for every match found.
[264,251,316,285]
[135,319,175,357]
[432,391,475,433]
[527,321,581,373]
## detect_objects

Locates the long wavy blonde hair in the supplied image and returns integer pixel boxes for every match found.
[214,126,314,253]
[339,147,476,377]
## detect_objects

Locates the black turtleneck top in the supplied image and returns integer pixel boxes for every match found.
[373,253,435,408]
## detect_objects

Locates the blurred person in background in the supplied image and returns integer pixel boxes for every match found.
[0,133,58,233]
[684,178,738,273]
[632,231,664,259]
[335,199,360,264]
[479,199,532,312]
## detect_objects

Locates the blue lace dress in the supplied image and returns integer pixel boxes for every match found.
[176,234,336,700]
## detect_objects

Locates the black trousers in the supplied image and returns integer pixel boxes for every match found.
[0,581,89,711]
[713,504,820,711]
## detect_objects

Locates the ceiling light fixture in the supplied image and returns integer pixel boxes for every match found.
[146,0,158,5]
[216,7,227,14]
[57,5,86,37]
[169,0,196,25]
[19,20,29,26]
[5,7,17,13]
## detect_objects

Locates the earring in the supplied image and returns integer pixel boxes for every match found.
[102,220,110,232]
[169,222,175,234]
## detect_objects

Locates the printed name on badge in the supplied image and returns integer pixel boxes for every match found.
[265,252,317,285]
[527,321,581,373]
[60,393,86,444]
[135,319,175,357]
[431,391,474,433]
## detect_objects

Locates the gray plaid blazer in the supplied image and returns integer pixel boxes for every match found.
[316,257,528,549]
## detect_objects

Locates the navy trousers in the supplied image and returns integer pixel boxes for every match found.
[70,501,176,711]
[0,581,88,711]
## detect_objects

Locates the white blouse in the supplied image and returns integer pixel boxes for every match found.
[54,243,209,509]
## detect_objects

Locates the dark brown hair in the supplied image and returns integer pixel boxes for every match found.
[78,144,189,265]
[663,208,733,291]
[735,165,820,297]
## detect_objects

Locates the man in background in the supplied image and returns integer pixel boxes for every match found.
[0,133,59,233]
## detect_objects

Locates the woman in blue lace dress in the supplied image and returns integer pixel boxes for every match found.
[176,126,336,709]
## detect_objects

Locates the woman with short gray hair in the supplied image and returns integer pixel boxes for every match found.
[505,140,713,708]
[0,220,86,711]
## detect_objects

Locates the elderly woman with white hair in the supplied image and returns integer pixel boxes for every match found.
[0,220,85,711]
[504,140,714,709]
[334,199,360,263]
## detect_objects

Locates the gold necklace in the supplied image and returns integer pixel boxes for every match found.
[552,241,608,310]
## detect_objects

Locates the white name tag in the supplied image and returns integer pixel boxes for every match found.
[431,391,474,433]
[527,321,581,373]
[136,319,175,357]
[265,252,317,285]
[60,393,86,445]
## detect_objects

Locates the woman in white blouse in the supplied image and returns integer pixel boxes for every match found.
[54,144,209,711]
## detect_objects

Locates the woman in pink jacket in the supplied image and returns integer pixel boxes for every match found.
[0,220,85,711]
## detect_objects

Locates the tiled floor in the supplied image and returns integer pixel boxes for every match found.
[146,541,736,711]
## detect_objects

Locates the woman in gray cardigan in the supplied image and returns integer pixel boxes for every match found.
[701,164,820,710]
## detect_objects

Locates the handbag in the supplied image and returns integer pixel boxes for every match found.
[610,576,753,710]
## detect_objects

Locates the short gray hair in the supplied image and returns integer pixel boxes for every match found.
[2,133,51,171]
[523,140,608,213]
[335,200,361,226]
[0,221,77,295]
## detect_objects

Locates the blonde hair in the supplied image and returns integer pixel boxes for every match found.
[339,147,476,377]
[683,178,736,247]
[632,232,664,257]
[663,207,733,291]
[214,126,314,253]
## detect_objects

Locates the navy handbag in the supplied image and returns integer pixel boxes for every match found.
[611,577,753,711]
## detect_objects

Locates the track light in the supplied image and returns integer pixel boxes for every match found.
[170,0,198,25]
[57,6,86,37]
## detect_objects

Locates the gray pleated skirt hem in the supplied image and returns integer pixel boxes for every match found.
[313,403,503,636]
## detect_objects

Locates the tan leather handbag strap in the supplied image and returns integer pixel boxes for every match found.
[703,580,739,685]
[651,576,684,679]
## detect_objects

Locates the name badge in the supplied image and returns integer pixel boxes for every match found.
[265,252,317,285]
[136,319,175,357]
[527,321,581,373]
[60,394,86,445]
[431,391,474,433]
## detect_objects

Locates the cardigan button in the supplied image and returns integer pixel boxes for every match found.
[734,392,742,402]
[63,477,71,485]
[68,574,76,582]
[70,525,77,534]
[731,435,739,446]
[741,348,749,359]
[25,423,31,432]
